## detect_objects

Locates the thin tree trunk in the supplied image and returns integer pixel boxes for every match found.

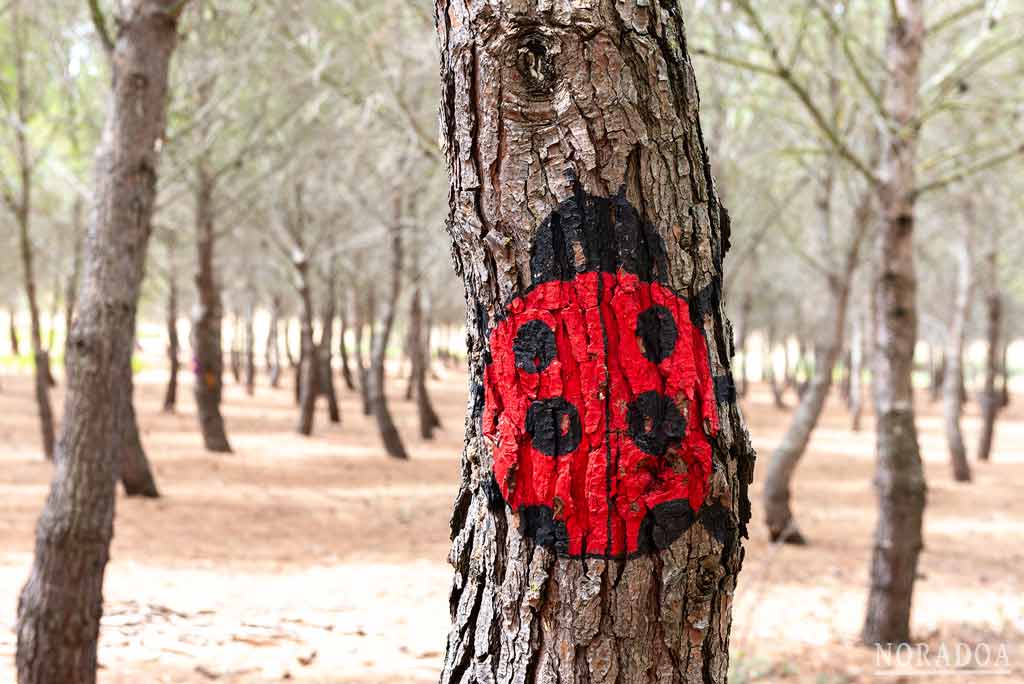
[296,263,318,436]
[16,5,180,680]
[409,287,441,439]
[8,307,20,356]
[370,203,408,460]
[229,314,242,384]
[733,288,753,398]
[862,0,927,647]
[192,152,232,453]
[244,299,256,395]
[977,231,1001,462]
[763,120,873,544]
[10,1,55,460]
[163,268,179,413]
[357,286,374,416]
[64,197,85,352]
[849,306,865,432]
[434,3,753,681]
[765,327,787,409]
[318,268,341,424]
[118,343,160,498]
[338,291,356,391]
[929,346,945,402]
[943,222,973,483]
[267,296,282,389]
[999,341,1010,408]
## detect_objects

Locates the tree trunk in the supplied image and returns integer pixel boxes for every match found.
[229,314,243,384]
[999,341,1011,408]
[862,0,927,647]
[434,3,754,681]
[763,122,874,545]
[118,349,160,498]
[16,5,179,680]
[369,206,407,460]
[8,307,20,356]
[929,347,944,402]
[318,270,341,424]
[943,223,973,483]
[11,1,55,460]
[244,300,256,395]
[765,328,787,409]
[357,286,375,416]
[267,296,282,389]
[296,263,318,436]
[409,287,441,439]
[163,268,180,413]
[976,228,1001,462]
[64,197,85,352]
[849,306,865,432]
[733,288,753,399]
[192,155,232,453]
[338,291,356,391]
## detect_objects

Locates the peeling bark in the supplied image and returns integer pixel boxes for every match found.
[434,2,753,681]
[16,4,180,680]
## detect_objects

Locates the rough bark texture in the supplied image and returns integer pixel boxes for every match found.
[434,2,754,682]
[942,223,972,483]
[16,4,179,680]
[192,153,232,453]
[370,213,408,460]
[862,0,927,647]
[976,231,1001,462]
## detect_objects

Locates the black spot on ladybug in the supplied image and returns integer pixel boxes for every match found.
[513,319,557,373]
[529,176,669,287]
[482,471,506,512]
[697,501,736,546]
[636,305,678,363]
[520,505,570,554]
[526,397,582,457]
[636,499,696,552]
[627,391,685,456]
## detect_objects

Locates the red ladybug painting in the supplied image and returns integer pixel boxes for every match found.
[482,185,729,558]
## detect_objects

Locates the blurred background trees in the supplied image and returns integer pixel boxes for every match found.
[0,0,1022,680]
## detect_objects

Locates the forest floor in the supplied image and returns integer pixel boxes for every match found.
[0,366,1021,684]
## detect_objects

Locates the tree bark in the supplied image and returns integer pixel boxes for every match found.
[192,149,232,453]
[16,4,180,680]
[976,229,1001,462]
[942,222,973,482]
[369,204,408,460]
[357,286,375,416]
[862,0,927,647]
[434,3,754,681]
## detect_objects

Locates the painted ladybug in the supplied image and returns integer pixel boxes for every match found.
[483,184,727,559]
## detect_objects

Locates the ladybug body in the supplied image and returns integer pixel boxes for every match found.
[482,186,722,559]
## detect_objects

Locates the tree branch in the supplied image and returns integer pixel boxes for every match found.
[87,0,114,53]
[915,143,1024,197]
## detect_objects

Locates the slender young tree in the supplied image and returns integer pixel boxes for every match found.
[942,215,973,482]
[16,2,185,680]
[434,2,753,680]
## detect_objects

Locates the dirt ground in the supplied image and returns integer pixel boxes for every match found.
[0,363,1021,684]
